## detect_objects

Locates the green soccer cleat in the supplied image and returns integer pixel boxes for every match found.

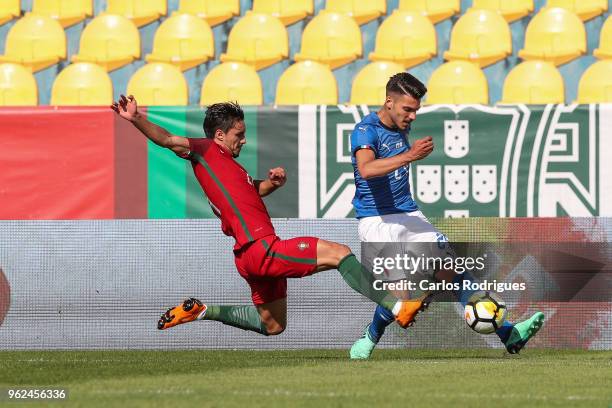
[350,324,377,360]
[504,312,545,354]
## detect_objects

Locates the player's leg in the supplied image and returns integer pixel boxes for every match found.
[447,270,544,353]
[315,238,431,328]
[158,281,288,336]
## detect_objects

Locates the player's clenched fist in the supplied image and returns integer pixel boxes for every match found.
[268,167,287,187]
[405,136,434,162]
[111,95,139,122]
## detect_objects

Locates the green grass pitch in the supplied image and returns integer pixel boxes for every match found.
[0,349,610,407]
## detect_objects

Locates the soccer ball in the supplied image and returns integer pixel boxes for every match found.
[464,291,507,334]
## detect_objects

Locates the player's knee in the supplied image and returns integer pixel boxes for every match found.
[266,322,286,336]
[334,243,352,263]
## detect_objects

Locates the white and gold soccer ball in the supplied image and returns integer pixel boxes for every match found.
[464,291,507,334]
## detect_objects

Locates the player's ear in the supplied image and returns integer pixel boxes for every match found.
[384,94,393,110]
[215,128,224,141]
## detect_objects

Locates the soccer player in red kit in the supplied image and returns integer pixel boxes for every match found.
[111,95,430,337]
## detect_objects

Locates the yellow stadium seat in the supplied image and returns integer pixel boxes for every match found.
[426,61,488,104]
[594,16,612,59]
[200,62,263,105]
[32,0,92,28]
[518,7,586,66]
[145,13,214,71]
[220,12,288,71]
[398,0,460,24]
[369,11,436,69]
[324,0,386,25]
[0,63,37,106]
[127,63,188,106]
[71,14,140,72]
[178,0,239,27]
[546,0,607,21]
[50,63,112,105]
[0,13,65,72]
[276,60,337,104]
[501,60,564,104]
[443,9,512,68]
[252,0,313,26]
[350,61,405,105]
[294,12,362,70]
[105,0,166,27]
[576,60,612,103]
[471,0,534,23]
[0,0,20,26]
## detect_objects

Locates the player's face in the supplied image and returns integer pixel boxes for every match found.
[387,93,421,130]
[221,120,247,158]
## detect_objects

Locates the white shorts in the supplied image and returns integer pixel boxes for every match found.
[359,210,452,281]
[358,210,445,243]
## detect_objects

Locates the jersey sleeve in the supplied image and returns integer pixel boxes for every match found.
[181,138,207,160]
[350,125,377,156]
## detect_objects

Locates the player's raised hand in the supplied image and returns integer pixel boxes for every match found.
[111,95,139,122]
[406,136,434,161]
[268,167,287,187]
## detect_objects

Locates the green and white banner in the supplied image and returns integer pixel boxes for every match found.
[1,105,609,220]
[298,104,612,218]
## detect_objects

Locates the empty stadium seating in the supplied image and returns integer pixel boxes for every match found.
[519,7,586,66]
[350,61,405,105]
[200,62,263,105]
[426,61,489,104]
[50,62,112,105]
[126,62,188,105]
[398,0,460,23]
[252,0,313,26]
[145,13,214,71]
[501,60,565,104]
[275,60,337,104]
[32,0,93,28]
[0,0,608,106]
[105,0,167,27]
[470,0,534,22]
[0,13,66,72]
[369,10,436,69]
[546,0,608,21]
[594,15,612,59]
[177,0,240,27]
[0,0,20,26]
[220,12,288,70]
[324,0,386,25]
[443,9,512,67]
[294,11,362,69]
[0,63,37,106]
[576,59,612,102]
[71,14,140,72]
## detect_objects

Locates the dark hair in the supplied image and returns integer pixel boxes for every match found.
[203,102,245,139]
[386,72,427,100]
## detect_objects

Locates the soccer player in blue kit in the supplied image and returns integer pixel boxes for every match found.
[349,72,545,359]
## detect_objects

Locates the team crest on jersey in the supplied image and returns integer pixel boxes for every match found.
[297,241,310,251]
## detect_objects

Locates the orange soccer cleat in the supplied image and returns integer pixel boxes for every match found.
[395,293,433,329]
[157,297,207,330]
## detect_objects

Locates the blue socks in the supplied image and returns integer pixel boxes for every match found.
[367,304,395,343]
[453,272,514,343]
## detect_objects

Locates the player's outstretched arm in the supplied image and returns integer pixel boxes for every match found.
[111,94,189,157]
[356,136,433,179]
[254,167,286,197]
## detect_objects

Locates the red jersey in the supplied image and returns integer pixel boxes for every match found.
[185,138,276,250]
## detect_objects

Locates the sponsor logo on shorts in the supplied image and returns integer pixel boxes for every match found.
[297,242,309,251]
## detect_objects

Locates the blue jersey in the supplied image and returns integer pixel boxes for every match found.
[350,112,418,218]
